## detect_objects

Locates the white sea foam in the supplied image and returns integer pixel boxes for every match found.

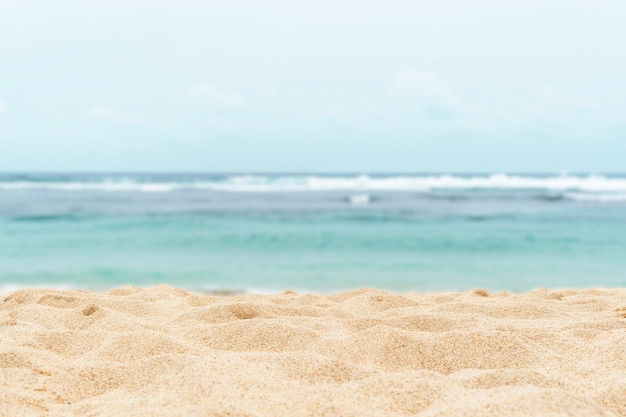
[0,281,315,296]
[347,194,371,205]
[564,192,626,202]
[0,181,180,193]
[1,174,626,193]
[0,282,80,295]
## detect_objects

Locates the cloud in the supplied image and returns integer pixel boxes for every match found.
[524,85,606,131]
[391,70,434,93]
[0,100,7,113]
[537,85,599,110]
[185,82,245,107]
[390,70,470,118]
[572,98,596,109]
[89,106,158,128]
[391,70,456,101]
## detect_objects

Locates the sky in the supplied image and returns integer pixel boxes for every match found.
[0,0,625,172]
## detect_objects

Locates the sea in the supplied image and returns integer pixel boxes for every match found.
[1,173,625,294]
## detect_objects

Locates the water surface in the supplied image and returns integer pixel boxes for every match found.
[1,173,625,293]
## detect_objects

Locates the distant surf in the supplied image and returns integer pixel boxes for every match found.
[1,172,625,293]
[1,173,625,191]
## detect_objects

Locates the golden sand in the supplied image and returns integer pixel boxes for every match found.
[1,287,625,416]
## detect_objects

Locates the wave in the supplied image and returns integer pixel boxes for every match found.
[346,194,372,205]
[0,281,293,296]
[0,181,180,193]
[1,174,626,194]
[564,192,626,202]
[0,282,80,295]
[9,214,89,222]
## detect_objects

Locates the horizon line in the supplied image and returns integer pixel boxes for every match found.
[0,171,624,176]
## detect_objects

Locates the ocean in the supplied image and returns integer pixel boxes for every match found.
[1,173,625,294]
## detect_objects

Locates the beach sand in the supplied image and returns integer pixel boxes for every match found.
[1,287,625,416]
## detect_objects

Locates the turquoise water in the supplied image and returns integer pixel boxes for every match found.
[1,173,625,293]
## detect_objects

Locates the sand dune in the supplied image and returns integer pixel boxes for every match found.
[1,287,625,416]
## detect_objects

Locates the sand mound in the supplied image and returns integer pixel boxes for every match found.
[1,287,625,416]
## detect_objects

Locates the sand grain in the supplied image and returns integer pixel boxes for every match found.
[1,287,625,416]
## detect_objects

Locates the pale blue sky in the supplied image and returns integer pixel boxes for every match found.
[0,0,625,172]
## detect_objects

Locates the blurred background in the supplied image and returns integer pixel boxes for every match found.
[1,1,625,293]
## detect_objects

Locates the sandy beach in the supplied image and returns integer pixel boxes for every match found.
[1,287,625,416]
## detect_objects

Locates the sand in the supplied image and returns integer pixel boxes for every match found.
[1,287,625,416]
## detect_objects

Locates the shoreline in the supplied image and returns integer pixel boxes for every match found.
[2,286,625,416]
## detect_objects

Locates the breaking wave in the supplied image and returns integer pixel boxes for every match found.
[2,174,626,194]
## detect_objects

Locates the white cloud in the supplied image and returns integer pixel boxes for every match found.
[89,106,152,126]
[572,97,596,109]
[390,70,471,118]
[185,82,245,107]
[90,106,115,119]
[0,100,7,113]
[391,70,457,102]
[530,85,604,121]
[391,70,435,93]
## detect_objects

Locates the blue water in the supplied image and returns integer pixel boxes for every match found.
[1,173,625,293]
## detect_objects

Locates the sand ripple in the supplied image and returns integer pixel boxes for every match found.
[1,287,625,416]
